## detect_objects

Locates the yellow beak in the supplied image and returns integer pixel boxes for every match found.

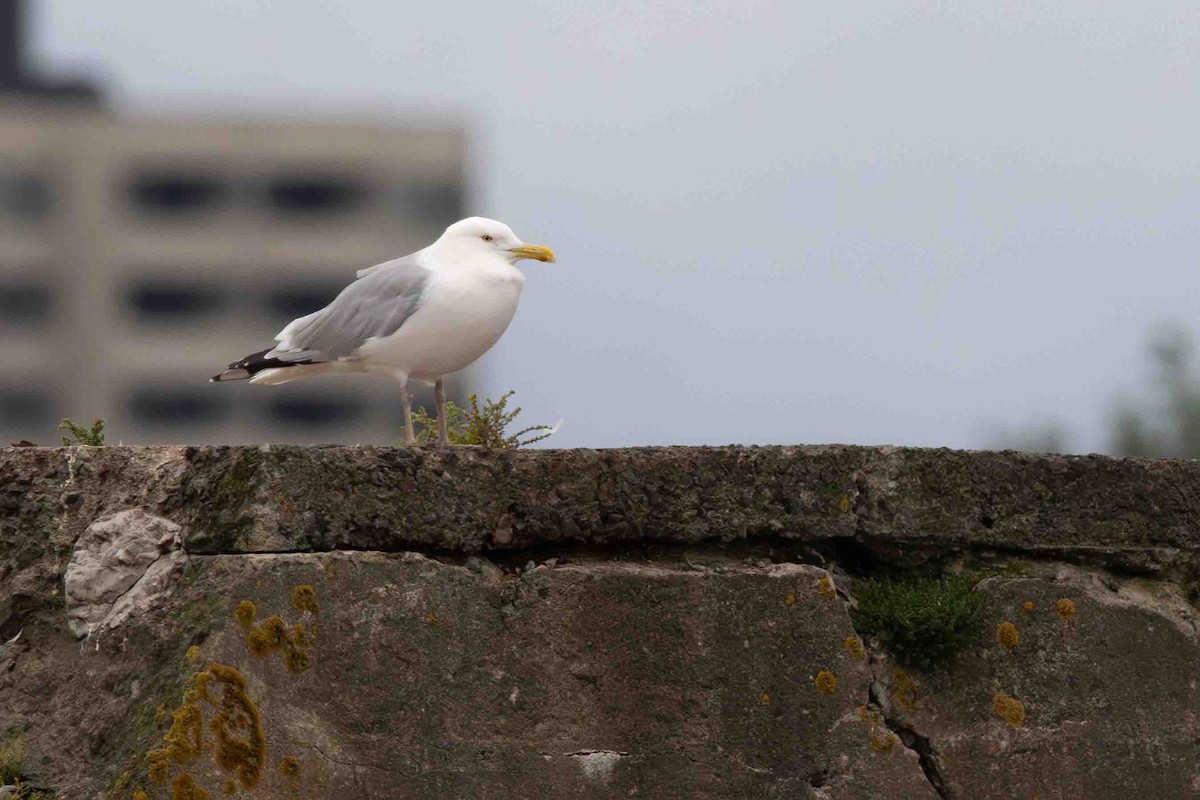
[509,243,556,263]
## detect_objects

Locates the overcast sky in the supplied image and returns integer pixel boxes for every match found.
[34,1,1200,450]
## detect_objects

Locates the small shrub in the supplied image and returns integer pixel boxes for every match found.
[851,575,985,669]
[414,391,555,448]
[58,417,105,447]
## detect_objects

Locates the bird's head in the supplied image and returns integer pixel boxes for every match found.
[436,217,556,264]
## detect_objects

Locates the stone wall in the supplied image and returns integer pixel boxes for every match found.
[1,444,1199,798]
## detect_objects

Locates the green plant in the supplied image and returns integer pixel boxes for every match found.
[58,417,105,447]
[851,575,985,669]
[0,735,23,782]
[413,391,555,448]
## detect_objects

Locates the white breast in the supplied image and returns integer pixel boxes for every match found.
[356,262,525,383]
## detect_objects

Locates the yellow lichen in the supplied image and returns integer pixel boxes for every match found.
[1056,598,1076,621]
[785,593,796,606]
[893,668,917,710]
[224,779,236,795]
[233,600,257,628]
[760,692,770,705]
[838,495,850,513]
[870,729,897,752]
[289,585,320,614]
[133,789,149,800]
[280,755,301,776]
[283,647,311,674]
[817,576,836,598]
[992,692,1025,727]
[1023,601,1035,612]
[260,615,288,648]
[148,754,169,783]
[425,612,439,625]
[186,645,201,663]
[203,663,266,789]
[842,636,864,660]
[997,621,1019,649]
[291,623,311,648]
[857,705,868,722]
[171,771,210,800]
[246,625,273,657]
[815,670,837,694]
[159,692,206,764]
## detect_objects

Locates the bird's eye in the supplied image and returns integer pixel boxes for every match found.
[481,234,494,242]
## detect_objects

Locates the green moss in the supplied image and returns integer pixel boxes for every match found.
[851,575,984,669]
[180,448,266,551]
[0,735,25,783]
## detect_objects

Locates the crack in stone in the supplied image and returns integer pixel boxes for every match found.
[867,679,952,800]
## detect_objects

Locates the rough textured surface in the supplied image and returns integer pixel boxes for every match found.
[63,509,187,638]
[1,444,1199,799]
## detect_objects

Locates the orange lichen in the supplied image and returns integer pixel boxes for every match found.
[815,671,837,694]
[171,771,210,800]
[289,584,320,614]
[760,692,770,705]
[186,645,201,663]
[842,636,864,660]
[233,600,257,628]
[785,593,796,606]
[1056,598,1076,621]
[817,576,836,598]
[133,790,149,800]
[857,705,869,722]
[893,668,917,710]
[280,755,301,776]
[870,729,897,752]
[203,663,266,789]
[1023,601,1035,612]
[997,621,1019,649]
[992,692,1025,727]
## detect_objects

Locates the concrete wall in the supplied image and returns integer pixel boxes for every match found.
[1,444,1199,798]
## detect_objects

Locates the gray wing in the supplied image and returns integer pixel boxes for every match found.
[268,254,429,360]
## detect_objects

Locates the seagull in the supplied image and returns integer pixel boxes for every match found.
[211,217,556,445]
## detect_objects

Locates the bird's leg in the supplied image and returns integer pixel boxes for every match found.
[401,384,416,445]
[435,378,450,447]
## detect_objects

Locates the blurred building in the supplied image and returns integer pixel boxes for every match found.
[0,0,467,445]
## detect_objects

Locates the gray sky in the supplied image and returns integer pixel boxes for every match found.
[35,1,1200,450]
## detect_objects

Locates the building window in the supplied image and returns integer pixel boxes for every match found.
[265,396,365,426]
[0,282,52,326]
[265,174,366,216]
[125,279,228,324]
[264,281,343,322]
[128,389,230,425]
[388,182,463,226]
[127,172,228,215]
[0,174,51,221]
[0,388,57,428]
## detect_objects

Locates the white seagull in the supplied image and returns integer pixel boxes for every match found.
[211,217,556,445]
